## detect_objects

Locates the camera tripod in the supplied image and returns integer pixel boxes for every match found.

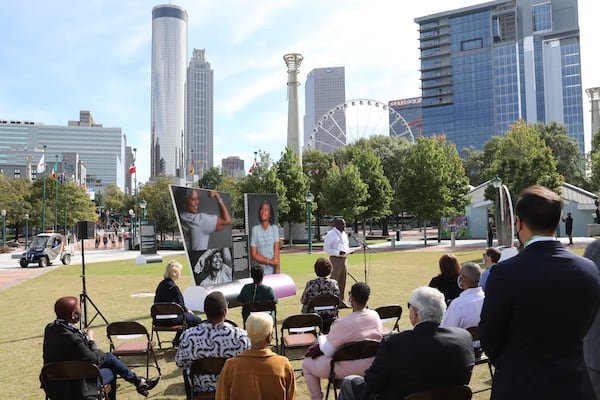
[79,237,109,329]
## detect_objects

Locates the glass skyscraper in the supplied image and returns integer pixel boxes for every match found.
[186,49,214,179]
[303,67,346,153]
[151,4,188,179]
[415,0,584,153]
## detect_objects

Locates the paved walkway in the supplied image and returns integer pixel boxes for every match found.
[1,235,596,292]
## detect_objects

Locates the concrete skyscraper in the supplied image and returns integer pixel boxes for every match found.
[303,67,346,153]
[415,0,585,153]
[186,49,214,179]
[151,4,188,179]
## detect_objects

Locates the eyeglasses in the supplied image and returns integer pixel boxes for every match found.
[407,302,411,309]
[483,253,489,258]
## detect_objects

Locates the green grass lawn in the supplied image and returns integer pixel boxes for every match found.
[1,248,530,399]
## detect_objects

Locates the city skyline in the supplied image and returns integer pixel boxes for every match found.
[1,1,599,184]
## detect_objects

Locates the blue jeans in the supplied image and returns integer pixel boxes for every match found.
[100,352,141,384]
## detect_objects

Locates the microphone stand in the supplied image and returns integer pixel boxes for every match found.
[349,233,376,284]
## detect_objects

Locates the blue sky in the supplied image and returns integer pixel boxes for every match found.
[1,1,598,184]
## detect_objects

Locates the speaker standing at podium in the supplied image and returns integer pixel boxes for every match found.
[324,217,352,303]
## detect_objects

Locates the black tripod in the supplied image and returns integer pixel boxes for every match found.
[79,238,109,329]
[355,234,376,284]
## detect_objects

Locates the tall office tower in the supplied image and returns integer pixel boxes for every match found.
[151,4,188,179]
[389,97,423,137]
[303,67,346,153]
[186,49,214,179]
[222,156,245,178]
[415,0,584,153]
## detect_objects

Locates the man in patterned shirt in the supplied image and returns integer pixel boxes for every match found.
[175,291,250,396]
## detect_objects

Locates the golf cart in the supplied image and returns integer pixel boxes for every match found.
[19,232,74,268]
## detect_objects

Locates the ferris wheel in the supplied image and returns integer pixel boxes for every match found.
[306,98,415,153]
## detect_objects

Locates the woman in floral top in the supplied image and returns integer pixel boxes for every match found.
[300,257,340,323]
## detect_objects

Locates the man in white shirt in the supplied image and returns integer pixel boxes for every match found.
[441,262,484,329]
[323,217,352,303]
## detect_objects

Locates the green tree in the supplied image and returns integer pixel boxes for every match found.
[591,127,600,191]
[396,136,470,245]
[321,162,368,221]
[276,147,309,245]
[0,176,32,240]
[199,166,223,189]
[216,174,244,228]
[101,184,126,225]
[534,122,588,189]
[302,149,333,239]
[488,120,562,201]
[138,176,178,240]
[461,146,486,186]
[347,142,393,236]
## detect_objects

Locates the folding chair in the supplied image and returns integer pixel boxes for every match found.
[184,357,229,400]
[374,304,403,335]
[150,302,187,349]
[242,300,278,349]
[404,384,472,400]
[40,361,110,400]
[106,321,161,380]
[280,313,322,358]
[466,326,493,393]
[307,293,340,334]
[325,339,380,400]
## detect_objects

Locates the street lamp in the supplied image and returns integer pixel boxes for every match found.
[129,209,135,250]
[140,198,147,219]
[25,213,29,249]
[305,192,313,254]
[1,210,6,247]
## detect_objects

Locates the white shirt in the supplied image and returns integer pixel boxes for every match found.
[441,286,485,329]
[324,228,349,257]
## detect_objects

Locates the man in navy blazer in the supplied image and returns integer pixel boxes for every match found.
[338,286,474,400]
[480,185,600,400]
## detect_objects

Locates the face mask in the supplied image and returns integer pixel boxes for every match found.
[482,256,486,265]
[456,276,462,289]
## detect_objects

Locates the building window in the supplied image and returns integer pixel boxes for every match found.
[14,168,21,179]
[461,38,483,51]
[532,2,552,32]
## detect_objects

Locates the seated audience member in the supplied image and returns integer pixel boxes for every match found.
[237,265,277,323]
[43,296,159,399]
[441,262,484,329]
[338,286,474,400]
[216,313,295,400]
[302,282,383,400]
[154,260,202,345]
[479,247,501,291]
[175,291,250,397]
[300,257,341,316]
[428,254,462,304]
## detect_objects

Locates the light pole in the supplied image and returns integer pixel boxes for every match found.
[54,154,59,232]
[129,209,135,250]
[42,144,47,231]
[306,192,313,254]
[140,198,147,219]
[25,213,29,249]
[1,210,6,247]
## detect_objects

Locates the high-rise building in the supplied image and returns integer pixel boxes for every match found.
[0,111,124,193]
[186,49,214,179]
[415,0,584,153]
[151,4,188,179]
[389,97,423,138]
[303,67,346,153]
[221,156,245,178]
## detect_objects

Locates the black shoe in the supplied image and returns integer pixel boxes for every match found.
[136,377,160,397]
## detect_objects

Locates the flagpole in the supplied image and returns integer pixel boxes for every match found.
[42,145,47,231]
[63,159,68,236]
[54,154,58,232]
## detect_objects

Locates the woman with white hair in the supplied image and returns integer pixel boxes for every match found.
[216,313,295,400]
[154,260,202,344]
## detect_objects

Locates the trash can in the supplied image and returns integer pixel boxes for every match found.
[396,231,400,241]
[127,238,132,250]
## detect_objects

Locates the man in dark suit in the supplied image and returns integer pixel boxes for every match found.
[584,240,600,400]
[337,286,474,400]
[480,185,600,400]
[43,296,159,399]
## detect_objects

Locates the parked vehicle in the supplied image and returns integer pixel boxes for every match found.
[19,233,74,268]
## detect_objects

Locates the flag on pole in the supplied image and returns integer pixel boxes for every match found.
[51,162,57,179]
[189,159,195,175]
[36,154,45,173]
[129,163,136,174]
[248,159,257,175]
[58,171,66,183]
